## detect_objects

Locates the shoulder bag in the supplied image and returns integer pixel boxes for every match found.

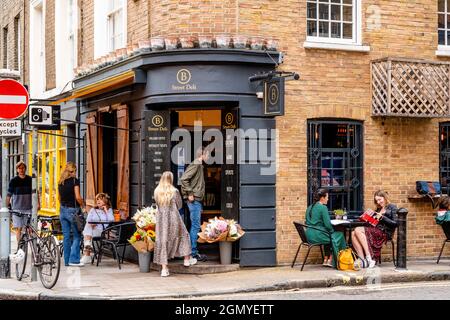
[72,178,86,233]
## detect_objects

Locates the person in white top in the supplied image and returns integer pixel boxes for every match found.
[80,193,114,264]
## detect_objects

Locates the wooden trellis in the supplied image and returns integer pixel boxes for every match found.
[371,58,450,117]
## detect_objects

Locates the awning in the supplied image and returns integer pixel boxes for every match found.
[49,69,146,105]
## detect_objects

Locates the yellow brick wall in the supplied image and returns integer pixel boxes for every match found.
[128,0,150,44]
[150,0,237,36]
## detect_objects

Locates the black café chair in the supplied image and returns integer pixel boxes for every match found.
[437,221,450,264]
[96,221,136,270]
[378,233,396,266]
[292,221,332,271]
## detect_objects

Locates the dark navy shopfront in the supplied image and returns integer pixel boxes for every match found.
[73,49,279,266]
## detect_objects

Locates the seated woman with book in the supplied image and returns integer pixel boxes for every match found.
[351,190,398,268]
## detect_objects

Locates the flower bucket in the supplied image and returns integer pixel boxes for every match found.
[219,241,232,265]
[138,251,152,273]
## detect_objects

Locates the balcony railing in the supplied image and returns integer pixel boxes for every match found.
[371,58,450,117]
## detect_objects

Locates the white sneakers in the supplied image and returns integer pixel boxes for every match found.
[184,257,197,267]
[366,256,376,268]
[161,269,170,277]
[80,255,92,264]
[68,262,85,267]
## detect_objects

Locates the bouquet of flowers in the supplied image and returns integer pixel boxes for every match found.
[132,206,157,231]
[128,206,158,252]
[128,229,151,253]
[225,219,245,242]
[197,217,245,243]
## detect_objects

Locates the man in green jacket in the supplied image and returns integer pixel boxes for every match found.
[181,147,209,261]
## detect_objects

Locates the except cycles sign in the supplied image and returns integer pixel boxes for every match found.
[0,120,22,136]
[0,79,29,119]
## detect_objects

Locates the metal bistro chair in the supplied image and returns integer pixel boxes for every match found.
[378,235,396,266]
[291,221,332,271]
[96,221,136,270]
[437,221,450,264]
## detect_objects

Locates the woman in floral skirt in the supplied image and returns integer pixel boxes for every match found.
[153,171,197,277]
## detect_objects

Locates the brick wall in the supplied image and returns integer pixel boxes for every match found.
[45,0,56,90]
[276,0,450,265]
[128,0,150,44]
[78,0,94,67]
[0,0,26,81]
[150,0,237,37]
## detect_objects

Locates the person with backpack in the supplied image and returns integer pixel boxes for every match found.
[305,188,347,268]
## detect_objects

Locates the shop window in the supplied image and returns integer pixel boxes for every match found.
[307,120,363,217]
[35,129,67,216]
[2,27,7,69]
[440,123,450,194]
[8,139,23,181]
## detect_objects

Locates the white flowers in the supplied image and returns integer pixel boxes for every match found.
[132,206,157,229]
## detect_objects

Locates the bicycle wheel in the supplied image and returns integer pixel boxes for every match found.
[15,234,28,281]
[37,236,61,289]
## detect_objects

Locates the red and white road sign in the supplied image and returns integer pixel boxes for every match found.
[0,79,29,119]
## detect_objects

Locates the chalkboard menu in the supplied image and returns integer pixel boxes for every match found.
[221,109,239,220]
[144,110,171,205]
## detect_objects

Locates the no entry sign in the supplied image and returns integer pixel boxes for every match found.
[0,79,29,119]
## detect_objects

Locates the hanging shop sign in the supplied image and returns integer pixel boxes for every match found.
[264,77,285,116]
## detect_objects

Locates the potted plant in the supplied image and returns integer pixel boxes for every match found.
[333,209,347,220]
[180,36,195,49]
[215,34,232,48]
[198,34,213,48]
[233,35,248,49]
[164,36,179,50]
[250,36,264,50]
[150,36,165,51]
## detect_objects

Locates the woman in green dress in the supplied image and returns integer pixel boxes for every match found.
[305,188,347,268]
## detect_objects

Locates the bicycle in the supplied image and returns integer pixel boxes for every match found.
[10,210,61,289]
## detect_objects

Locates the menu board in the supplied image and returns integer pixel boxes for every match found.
[144,110,171,205]
[221,109,239,220]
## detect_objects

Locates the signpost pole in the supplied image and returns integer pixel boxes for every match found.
[0,137,10,278]
[31,128,38,282]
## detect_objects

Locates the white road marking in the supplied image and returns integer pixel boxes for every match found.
[0,95,27,104]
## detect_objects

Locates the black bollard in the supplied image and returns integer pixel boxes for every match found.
[396,208,408,270]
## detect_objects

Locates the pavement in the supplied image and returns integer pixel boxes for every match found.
[1,255,450,300]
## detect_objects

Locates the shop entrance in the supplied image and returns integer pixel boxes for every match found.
[170,108,238,222]
[144,105,239,261]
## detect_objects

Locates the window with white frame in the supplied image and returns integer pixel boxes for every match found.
[307,0,359,44]
[107,0,125,52]
[438,0,450,46]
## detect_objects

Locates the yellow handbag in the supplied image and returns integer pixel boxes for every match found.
[337,248,359,271]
